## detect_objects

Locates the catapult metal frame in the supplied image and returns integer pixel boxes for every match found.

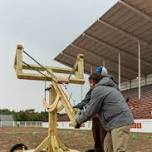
[14,44,85,152]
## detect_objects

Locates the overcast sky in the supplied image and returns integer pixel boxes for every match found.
[0,0,117,111]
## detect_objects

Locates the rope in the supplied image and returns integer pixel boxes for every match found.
[63,83,75,103]
[23,50,76,104]
[22,61,48,78]
[23,61,48,103]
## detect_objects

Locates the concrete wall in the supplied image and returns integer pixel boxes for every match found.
[42,119,152,133]
[121,73,152,91]
[130,119,152,133]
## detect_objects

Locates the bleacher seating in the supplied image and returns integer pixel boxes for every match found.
[122,84,152,119]
[58,113,70,122]
[58,85,152,121]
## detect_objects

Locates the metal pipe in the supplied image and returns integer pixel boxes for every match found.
[23,50,56,81]
[90,66,93,74]
[22,61,48,78]
[138,40,141,100]
[118,52,121,90]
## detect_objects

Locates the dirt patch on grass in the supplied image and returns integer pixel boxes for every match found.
[0,127,152,152]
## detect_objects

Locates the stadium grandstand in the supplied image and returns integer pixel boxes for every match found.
[58,84,152,123]
[55,0,152,121]
[123,84,152,119]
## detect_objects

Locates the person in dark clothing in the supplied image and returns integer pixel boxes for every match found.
[73,89,92,110]
[126,98,130,103]
[74,73,107,152]
[92,117,107,152]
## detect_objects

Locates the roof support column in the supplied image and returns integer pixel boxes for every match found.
[145,75,147,85]
[138,40,141,100]
[118,52,121,90]
[102,59,105,67]
[90,66,93,74]
[129,80,131,89]
[80,85,83,101]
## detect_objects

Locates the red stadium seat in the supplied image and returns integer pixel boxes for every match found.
[122,85,152,119]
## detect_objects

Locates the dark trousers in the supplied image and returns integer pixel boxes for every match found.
[92,117,107,152]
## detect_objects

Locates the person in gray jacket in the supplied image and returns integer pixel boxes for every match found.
[75,73,134,152]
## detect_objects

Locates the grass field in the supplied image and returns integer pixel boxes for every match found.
[0,127,152,152]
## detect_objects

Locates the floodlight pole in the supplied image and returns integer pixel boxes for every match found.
[138,40,141,100]
[118,52,121,90]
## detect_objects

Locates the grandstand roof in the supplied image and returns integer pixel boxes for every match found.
[55,0,152,82]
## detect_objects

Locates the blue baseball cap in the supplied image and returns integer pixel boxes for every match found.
[96,66,108,76]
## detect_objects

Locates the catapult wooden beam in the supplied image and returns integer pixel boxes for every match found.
[14,44,84,152]
[14,44,85,84]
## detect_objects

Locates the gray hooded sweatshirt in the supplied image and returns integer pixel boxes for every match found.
[76,77,134,131]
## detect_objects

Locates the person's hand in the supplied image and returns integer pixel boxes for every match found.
[73,107,79,113]
[75,123,81,128]
[73,105,78,109]
[72,119,81,128]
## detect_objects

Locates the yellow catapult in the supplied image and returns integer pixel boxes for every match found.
[14,44,85,152]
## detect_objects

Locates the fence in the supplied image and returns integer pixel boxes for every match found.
[0,121,42,127]
[0,121,16,127]
[0,119,152,133]
[17,121,42,127]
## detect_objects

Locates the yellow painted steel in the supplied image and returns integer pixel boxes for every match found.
[14,44,84,152]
